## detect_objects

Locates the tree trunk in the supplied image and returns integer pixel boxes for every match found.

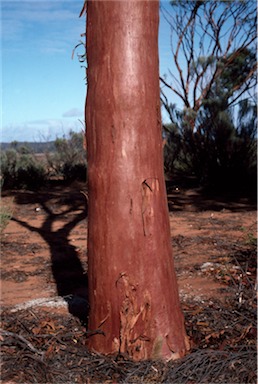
[85,0,190,361]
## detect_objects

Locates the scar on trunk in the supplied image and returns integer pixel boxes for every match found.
[129,198,133,214]
[116,273,152,359]
[141,178,159,236]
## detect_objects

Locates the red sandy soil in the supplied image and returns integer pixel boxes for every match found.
[1,182,256,315]
[1,182,257,383]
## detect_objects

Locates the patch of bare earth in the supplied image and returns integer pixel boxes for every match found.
[1,183,257,383]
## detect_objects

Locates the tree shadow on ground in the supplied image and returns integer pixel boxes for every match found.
[8,182,89,325]
[3,180,256,323]
[166,180,257,212]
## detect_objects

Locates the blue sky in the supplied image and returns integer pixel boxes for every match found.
[1,1,173,143]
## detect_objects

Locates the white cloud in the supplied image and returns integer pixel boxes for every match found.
[1,118,82,143]
[62,108,83,118]
[2,2,80,25]
[1,1,85,54]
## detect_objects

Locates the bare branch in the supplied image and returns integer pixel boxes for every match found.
[160,0,257,124]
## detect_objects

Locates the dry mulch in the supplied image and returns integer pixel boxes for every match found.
[1,289,256,383]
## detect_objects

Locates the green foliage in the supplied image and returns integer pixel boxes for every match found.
[163,99,257,196]
[190,109,254,190]
[1,141,56,153]
[17,144,33,154]
[0,203,13,234]
[0,149,46,190]
[240,226,257,248]
[246,232,257,248]
[163,123,183,177]
[219,48,256,94]
[46,131,87,182]
[204,48,257,110]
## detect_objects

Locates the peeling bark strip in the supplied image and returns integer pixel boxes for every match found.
[86,0,190,360]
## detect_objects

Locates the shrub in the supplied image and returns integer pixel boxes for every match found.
[62,163,87,182]
[46,131,87,182]
[0,149,46,190]
[16,154,46,189]
[163,99,257,197]
[0,149,18,188]
[0,203,13,234]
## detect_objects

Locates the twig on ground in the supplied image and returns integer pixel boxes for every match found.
[0,328,44,356]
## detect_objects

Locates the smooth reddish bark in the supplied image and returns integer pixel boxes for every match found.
[85,0,190,361]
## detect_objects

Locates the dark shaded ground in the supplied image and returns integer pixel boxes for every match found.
[1,181,257,383]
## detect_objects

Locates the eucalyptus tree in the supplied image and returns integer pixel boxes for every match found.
[85,0,189,361]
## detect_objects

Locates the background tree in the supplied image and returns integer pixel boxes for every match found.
[161,0,257,194]
[160,0,256,127]
[85,0,189,361]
